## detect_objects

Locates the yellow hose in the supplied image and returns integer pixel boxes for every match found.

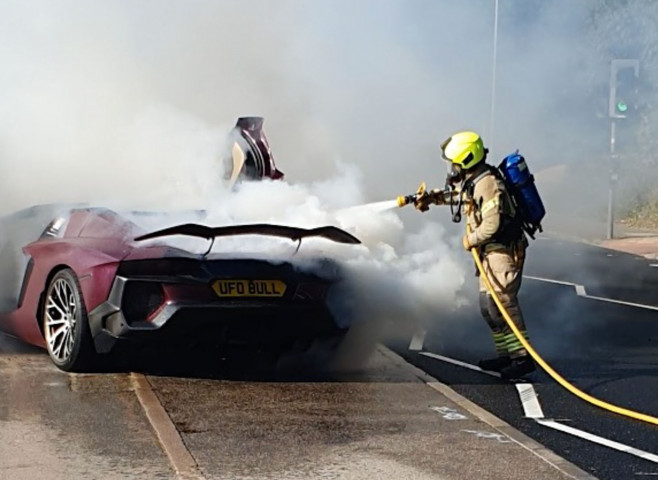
[470,239,658,426]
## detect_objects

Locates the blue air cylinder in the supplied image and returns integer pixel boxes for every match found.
[498,152,545,228]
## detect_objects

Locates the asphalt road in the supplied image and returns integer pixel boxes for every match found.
[391,236,658,480]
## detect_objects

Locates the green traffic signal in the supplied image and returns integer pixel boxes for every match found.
[616,100,628,113]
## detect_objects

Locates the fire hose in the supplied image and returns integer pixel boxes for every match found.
[468,227,658,427]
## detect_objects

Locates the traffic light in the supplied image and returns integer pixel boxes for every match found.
[615,97,629,115]
[609,59,640,119]
[615,68,641,118]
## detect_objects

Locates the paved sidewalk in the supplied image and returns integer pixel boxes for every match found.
[544,214,658,259]
[598,232,658,259]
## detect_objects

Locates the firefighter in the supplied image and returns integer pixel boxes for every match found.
[416,131,535,380]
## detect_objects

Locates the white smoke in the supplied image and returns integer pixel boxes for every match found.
[121,159,467,337]
[3,1,648,356]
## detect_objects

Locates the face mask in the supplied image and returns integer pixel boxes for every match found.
[445,162,462,186]
[443,162,463,223]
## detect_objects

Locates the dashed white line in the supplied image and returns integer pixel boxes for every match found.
[408,330,426,351]
[515,383,544,419]
[524,275,658,311]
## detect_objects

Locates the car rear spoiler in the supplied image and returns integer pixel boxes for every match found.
[134,223,361,246]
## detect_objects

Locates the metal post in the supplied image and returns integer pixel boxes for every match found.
[607,119,616,240]
[488,0,499,150]
[607,59,639,239]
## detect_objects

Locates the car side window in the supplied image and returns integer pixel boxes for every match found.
[40,217,67,239]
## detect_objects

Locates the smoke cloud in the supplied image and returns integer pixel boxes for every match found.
[1,1,656,359]
[2,1,624,206]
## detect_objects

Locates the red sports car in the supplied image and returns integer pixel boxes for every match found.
[0,205,359,371]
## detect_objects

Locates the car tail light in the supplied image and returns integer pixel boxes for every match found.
[292,282,328,301]
[121,281,164,324]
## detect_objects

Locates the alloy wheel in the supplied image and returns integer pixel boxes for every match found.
[44,277,78,363]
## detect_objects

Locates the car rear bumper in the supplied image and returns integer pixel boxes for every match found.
[88,276,342,354]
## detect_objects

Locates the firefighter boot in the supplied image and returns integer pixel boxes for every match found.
[478,356,511,372]
[500,356,536,381]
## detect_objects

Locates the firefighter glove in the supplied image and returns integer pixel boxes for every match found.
[429,189,448,206]
[462,234,473,251]
[414,192,432,212]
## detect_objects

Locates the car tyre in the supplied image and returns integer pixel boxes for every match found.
[43,269,96,372]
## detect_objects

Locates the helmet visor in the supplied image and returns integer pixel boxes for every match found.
[446,162,461,183]
[440,137,452,162]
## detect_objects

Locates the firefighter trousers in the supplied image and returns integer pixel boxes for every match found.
[478,244,529,359]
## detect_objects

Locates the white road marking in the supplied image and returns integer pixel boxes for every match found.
[523,275,575,287]
[650,264,658,268]
[408,329,426,351]
[577,293,658,311]
[430,406,468,420]
[536,420,658,464]
[515,384,544,419]
[130,373,204,480]
[524,275,658,311]
[419,351,501,377]
[421,351,658,465]
[462,429,512,443]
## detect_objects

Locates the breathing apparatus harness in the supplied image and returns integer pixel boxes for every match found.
[443,162,520,242]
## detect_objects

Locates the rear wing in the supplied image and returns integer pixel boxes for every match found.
[134,223,360,246]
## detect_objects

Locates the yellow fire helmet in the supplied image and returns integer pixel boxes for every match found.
[440,131,488,170]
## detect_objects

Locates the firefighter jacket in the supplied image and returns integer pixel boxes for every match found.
[462,165,525,252]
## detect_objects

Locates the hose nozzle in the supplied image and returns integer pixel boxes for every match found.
[397,182,426,208]
[397,195,414,207]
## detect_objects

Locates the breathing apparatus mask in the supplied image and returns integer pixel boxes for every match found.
[444,161,464,223]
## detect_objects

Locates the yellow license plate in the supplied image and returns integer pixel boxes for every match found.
[212,279,287,298]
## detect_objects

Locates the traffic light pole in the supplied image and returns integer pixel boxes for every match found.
[607,59,639,240]
[607,119,617,240]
